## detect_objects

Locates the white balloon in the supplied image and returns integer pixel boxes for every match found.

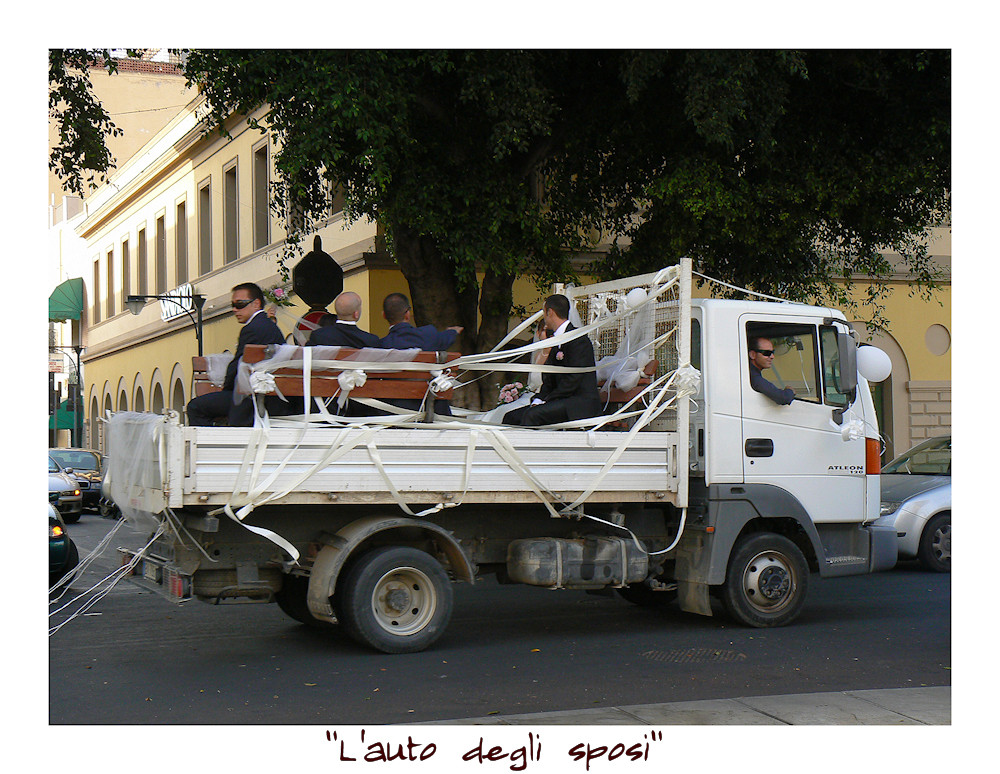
[625,287,647,309]
[857,345,892,382]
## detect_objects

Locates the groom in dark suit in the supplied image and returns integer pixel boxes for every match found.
[186,282,286,426]
[505,294,601,427]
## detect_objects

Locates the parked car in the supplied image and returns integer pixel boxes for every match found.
[48,448,103,511]
[48,456,82,523]
[876,435,951,572]
[50,503,79,588]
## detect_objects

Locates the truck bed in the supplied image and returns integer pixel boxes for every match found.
[177,423,681,508]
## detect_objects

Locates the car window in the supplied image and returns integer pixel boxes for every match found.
[50,450,100,471]
[883,437,951,475]
[49,457,59,473]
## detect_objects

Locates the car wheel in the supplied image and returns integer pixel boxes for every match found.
[917,512,951,573]
[721,533,809,628]
[62,511,80,524]
[335,546,453,654]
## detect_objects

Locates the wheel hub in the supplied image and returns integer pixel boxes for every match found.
[371,567,437,635]
[756,566,790,600]
[383,586,411,615]
[742,550,796,612]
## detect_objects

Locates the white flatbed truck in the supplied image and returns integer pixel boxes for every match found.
[107,260,896,653]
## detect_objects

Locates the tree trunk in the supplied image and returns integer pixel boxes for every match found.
[392,226,518,411]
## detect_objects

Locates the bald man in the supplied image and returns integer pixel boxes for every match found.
[307,291,381,348]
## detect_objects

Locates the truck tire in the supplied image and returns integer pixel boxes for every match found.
[722,533,808,628]
[275,572,335,629]
[917,512,950,573]
[336,546,453,654]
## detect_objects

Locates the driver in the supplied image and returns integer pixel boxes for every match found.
[749,336,795,405]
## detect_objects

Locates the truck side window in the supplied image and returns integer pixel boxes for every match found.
[820,326,849,408]
[746,323,822,404]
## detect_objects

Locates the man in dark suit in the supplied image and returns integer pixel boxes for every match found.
[748,335,795,405]
[505,294,601,427]
[307,291,381,348]
[186,282,287,426]
[379,292,463,351]
[379,292,464,417]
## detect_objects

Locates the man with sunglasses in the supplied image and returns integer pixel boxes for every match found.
[748,336,795,405]
[186,283,286,426]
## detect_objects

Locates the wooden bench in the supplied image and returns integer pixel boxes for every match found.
[598,359,659,404]
[241,344,461,403]
[192,356,223,396]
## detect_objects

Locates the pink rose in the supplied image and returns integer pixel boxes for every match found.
[556,350,564,361]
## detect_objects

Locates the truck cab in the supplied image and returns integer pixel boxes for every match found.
[674,299,894,626]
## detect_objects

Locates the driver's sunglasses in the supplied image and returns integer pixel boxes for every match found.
[231,299,254,310]
[753,348,775,357]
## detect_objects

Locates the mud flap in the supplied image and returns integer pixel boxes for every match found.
[677,580,713,617]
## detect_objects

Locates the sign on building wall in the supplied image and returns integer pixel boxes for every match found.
[159,283,195,322]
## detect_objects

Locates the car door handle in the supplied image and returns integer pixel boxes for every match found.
[745,438,774,457]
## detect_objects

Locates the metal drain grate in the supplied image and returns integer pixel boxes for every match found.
[641,647,747,664]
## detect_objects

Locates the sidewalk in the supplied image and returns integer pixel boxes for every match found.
[413,686,950,725]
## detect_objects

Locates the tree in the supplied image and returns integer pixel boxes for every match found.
[51,50,950,407]
[48,49,141,195]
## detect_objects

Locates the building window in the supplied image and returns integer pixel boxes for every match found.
[224,160,238,263]
[198,178,212,276]
[92,258,100,324]
[253,141,270,251]
[137,226,148,295]
[155,214,167,293]
[122,238,130,302]
[106,248,115,318]
[176,200,188,284]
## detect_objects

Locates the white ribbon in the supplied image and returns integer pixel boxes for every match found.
[336,369,367,410]
[250,371,277,395]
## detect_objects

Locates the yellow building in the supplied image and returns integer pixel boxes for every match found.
[54,92,950,461]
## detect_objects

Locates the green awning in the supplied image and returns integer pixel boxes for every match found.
[49,277,84,322]
[48,399,79,430]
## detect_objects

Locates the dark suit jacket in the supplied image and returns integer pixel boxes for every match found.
[379,322,457,351]
[749,364,795,405]
[223,311,286,391]
[535,323,601,420]
[307,322,381,349]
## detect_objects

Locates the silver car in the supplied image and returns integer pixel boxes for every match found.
[49,456,83,523]
[876,436,950,572]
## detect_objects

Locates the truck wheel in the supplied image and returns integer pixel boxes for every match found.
[336,546,453,654]
[722,533,808,628]
[917,513,950,573]
[275,573,328,627]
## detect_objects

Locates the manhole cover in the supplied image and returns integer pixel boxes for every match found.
[641,647,747,664]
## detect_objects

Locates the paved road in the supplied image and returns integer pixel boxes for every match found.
[49,514,950,726]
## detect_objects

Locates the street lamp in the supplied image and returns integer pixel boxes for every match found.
[126,293,206,356]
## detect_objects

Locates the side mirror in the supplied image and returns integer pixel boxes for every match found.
[838,331,858,394]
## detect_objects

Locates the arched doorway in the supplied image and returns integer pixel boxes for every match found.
[151,383,165,415]
[853,323,910,462]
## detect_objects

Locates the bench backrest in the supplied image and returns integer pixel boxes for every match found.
[241,345,461,400]
[192,356,222,396]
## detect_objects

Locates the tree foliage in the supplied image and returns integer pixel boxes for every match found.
[48,49,139,195]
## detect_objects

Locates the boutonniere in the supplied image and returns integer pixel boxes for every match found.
[556,350,564,361]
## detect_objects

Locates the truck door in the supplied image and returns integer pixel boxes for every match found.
[740,315,865,524]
